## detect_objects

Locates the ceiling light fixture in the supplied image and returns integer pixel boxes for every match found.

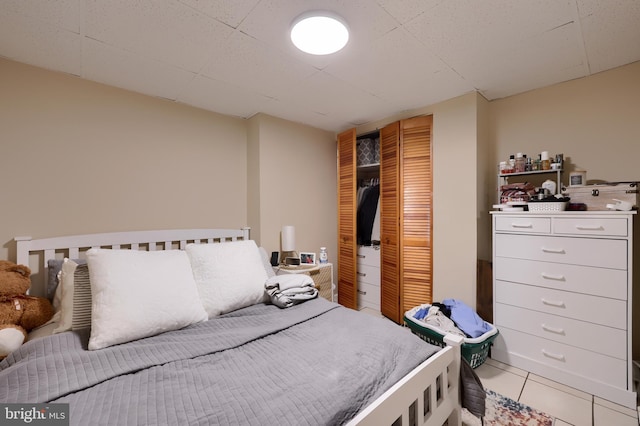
[290,11,349,55]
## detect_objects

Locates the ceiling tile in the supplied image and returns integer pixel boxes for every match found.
[0,8,81,75]
[1,0,80,33]
[177,74,271,118]
[82,38,196,101]
[176,0,260,28]
[405,0,577,63]
[324,27,471,104]
[84,0,234,72]
[199,30,318,99]
[577,0,640,73]
[376,0,444,24]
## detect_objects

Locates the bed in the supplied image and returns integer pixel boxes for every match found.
[1,228,464,426]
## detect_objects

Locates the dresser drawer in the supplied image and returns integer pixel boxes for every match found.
[358,281,380,310]
[357,263,380,286]
[495,303,626,359]
[495,216,551,234]
[553,217,628,237]
[495,233,627,270]
[493,327,626,389]
[357,246,381,267]
[494,257,627,300]
[495,281,626,329]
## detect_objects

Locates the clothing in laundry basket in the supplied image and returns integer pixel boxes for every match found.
[417,306,466,337]
[443,299,491,338]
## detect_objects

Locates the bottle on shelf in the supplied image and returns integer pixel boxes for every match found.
[514,152,525,173]
[541,151,551,170]
[533,154,541,171]
[508,154,515,171]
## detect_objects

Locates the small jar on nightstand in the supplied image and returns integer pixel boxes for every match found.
[319,247,328,263]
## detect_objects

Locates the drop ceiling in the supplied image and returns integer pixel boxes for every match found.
[1,0,639,132]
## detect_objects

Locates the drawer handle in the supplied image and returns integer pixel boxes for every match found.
[542,349,566,362]
[541,247,565,254]
[511,223,533,228]
[357,254,366,258]
[541,273,565,281]
[358,290,366,295]
[541,324,565,335]
[357,272,366,277]
[575,225,604,231]
[541,298,565,308]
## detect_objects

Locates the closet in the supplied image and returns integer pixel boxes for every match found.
[337,115,433,323]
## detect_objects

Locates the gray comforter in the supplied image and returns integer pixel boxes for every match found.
[0,298,439,426]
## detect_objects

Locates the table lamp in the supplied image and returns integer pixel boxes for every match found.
[281,225,299,265]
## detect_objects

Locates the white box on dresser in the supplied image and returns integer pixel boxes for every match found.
[491,211,638,408]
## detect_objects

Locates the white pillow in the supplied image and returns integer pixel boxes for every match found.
[86,248,208,350]
[186,240,268,317]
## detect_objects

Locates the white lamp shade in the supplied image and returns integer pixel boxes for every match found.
[281,226,296,251]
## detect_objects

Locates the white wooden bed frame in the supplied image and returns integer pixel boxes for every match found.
[14,228,462,426]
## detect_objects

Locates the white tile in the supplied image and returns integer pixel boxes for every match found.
[519,379,592,426]
[594,396,638,419]
[527,373,592,402]
[484,357,528,378]
[594,402,638,426]
[475,362,526,402]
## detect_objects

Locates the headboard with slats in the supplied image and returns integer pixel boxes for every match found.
[14,227,251,296]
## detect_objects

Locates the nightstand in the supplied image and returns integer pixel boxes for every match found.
[273,263,334,302]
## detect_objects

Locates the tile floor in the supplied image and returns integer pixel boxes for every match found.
[477,357,639,426]
[360,308,639,425]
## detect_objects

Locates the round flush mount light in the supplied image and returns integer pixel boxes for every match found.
[290,11,349,55]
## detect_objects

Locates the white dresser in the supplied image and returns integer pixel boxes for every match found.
[491,211,638,408]
[357,245,380,311]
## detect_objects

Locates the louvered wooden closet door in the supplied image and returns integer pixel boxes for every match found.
[337,128,357,309]
[380,122,400,322]
[400,116,433,314]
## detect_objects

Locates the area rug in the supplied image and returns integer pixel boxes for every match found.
[462,389,555,425]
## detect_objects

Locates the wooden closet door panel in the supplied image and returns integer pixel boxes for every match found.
[337,128,357,309]
[380,121,400,322]
[400,116,433,314]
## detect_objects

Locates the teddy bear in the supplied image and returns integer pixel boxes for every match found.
[0,260,54,359]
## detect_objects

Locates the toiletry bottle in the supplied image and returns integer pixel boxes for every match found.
[319,247,328,263]
[541,151,550,170]
[515,152,525,173]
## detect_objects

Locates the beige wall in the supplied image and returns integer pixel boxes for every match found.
[247,114,337,267]
[489,61,640,187]
[0,58,338,296]
[1,58,250,295]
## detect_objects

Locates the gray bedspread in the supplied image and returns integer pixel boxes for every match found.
[0,298,439,426]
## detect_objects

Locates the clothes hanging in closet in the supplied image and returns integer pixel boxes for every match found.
[357,183,379,245]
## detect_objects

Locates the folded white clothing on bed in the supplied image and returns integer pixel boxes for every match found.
[265,275,318,308]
